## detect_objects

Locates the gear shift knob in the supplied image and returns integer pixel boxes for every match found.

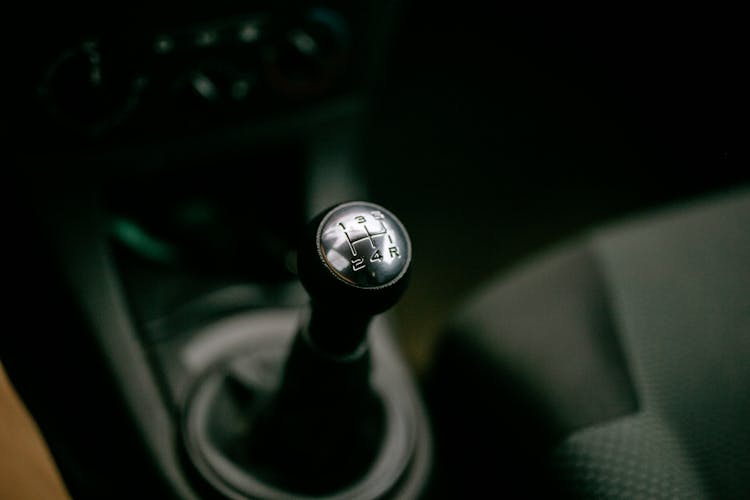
[308,201,411,291]
[297,201,412,355]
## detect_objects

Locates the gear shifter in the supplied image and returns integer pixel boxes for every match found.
[298,201,412,355]
[182,201,430,499]
[243,202,412,492]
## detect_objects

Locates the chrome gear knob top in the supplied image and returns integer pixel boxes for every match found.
[297,201,412,354]
[317,201,411,289]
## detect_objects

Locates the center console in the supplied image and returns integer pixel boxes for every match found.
[5,2,431,499]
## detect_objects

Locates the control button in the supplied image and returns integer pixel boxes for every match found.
[262,7,351,98]
[37,41,144,134]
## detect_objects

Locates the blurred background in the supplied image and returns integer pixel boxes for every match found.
[4,0,747,418]
[362,3,746,371]
[2,1,746,498]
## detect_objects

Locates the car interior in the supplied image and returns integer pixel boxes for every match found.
[3,2,748,499]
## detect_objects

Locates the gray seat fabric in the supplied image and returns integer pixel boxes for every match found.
[554,187,750,499]
[432,187,749,498]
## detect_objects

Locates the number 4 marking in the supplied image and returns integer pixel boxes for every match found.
[370,250,383,262]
